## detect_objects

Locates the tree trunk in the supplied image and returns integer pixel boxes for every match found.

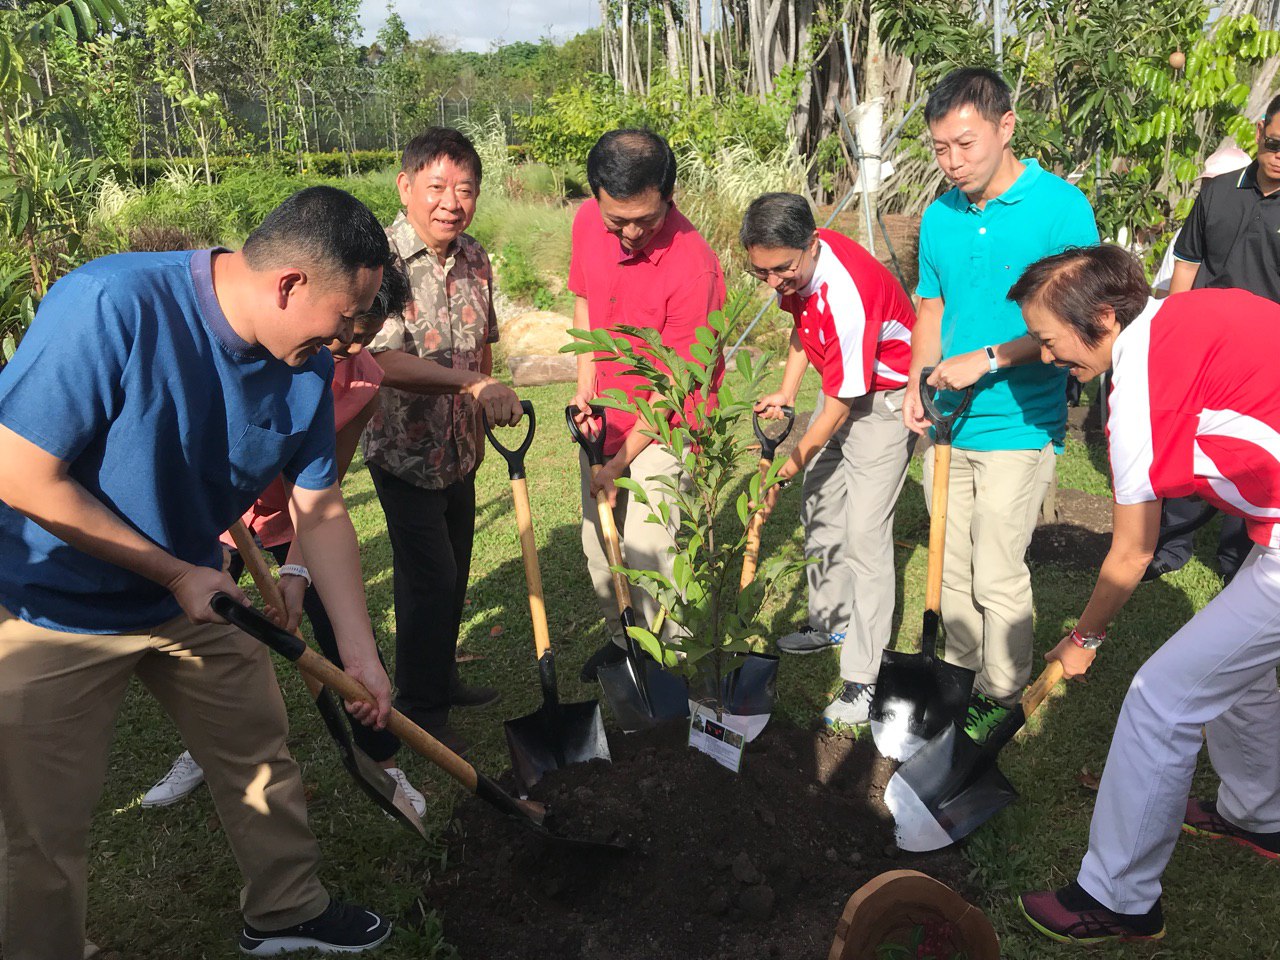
[621,0,632,93]
[689,0,701,95]
[662,0,682,77]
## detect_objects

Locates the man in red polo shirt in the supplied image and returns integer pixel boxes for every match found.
[744,192,917,728]
[568,128,726,681]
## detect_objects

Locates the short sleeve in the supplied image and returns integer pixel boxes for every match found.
[1106,323,1158,505]
[0,271,130,462]
[283,374,338,491]
[1050,188,1100,250]
[367,307,408,355]
[486,278,500,344]
[915,212,942,300]
[1173,189,1208,264]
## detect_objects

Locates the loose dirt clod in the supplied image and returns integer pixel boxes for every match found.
[426,722,968,959]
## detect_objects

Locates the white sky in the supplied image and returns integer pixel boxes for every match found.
[357,0,598,53]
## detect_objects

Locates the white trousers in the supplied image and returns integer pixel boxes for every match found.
[1078,544,1280,913]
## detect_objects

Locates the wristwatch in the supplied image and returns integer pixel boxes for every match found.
[984,345,998,373]
[1069,626,1106,650]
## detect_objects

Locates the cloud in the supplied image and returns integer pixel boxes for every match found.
[358,0,595,52]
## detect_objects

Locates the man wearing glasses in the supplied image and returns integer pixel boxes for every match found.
[568,129,726,681]
[743,192,917,728]
[1143,97,1280,586]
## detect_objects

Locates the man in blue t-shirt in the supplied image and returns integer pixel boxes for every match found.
[0,187,396,957]
[903,68,1099,743]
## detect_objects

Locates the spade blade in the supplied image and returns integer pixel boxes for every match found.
[503,697,611,795]
[597,655,689,733]
[870,646,975,762]
[884,720,1020,852]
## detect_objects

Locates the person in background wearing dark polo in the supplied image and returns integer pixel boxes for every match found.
[363,128,524,756]
[1144,97,1280,586]
[567,129,726,681]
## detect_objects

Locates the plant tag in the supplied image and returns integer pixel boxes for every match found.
[688,702,749,773]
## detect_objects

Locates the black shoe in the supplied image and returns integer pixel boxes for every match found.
[1141,558,1181,583]
[423,723,471,757]
[448,679,501,708]
[240,899,391,955]
[579,639,627,682]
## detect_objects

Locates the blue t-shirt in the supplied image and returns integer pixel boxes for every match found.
[0,249,338,633]
[916,159,1099,451]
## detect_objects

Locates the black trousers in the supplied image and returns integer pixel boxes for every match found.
[367,462,476,727]
[1149,495,1252,581]
[228,543,401,763]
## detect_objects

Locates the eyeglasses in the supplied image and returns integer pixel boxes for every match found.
[747,253,804,281]
[1262,136,1280,153]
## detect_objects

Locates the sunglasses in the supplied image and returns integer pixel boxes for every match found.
[1262,136,1280,153]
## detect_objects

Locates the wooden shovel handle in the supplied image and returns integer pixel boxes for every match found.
[1021,659,1065,718]
[227,521,326,703]
[924,442,951,613]
[591,463,633,611]
[509,476,553,658]
[292,643,479,791]
[740,457,770,590]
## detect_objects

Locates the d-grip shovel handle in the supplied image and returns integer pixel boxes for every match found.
[211,593,480,791]
[918,366,975,446]
[565,403,607,467]
[752,406,796,462]
[482,400,536,479]
[483,401,553,661]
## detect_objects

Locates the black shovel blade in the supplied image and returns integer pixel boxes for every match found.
[884,715,1022,852]
[870,647,976,762]
[720,653,779,716]
[311,680,428,838]
[598,656,689,733]
[504,698,611,795]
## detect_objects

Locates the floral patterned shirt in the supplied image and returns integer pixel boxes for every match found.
[361,212,500,490]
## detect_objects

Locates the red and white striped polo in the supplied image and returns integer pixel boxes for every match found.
[1109,288,1280,548]
[780,229,915,399]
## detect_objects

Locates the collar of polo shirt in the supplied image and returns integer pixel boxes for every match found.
[964,157,1045,212]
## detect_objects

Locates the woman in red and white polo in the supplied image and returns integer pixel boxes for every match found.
[1011,244,1280,945]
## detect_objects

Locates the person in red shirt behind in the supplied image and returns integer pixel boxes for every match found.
[568,129,726,681]
[742,193,917,728]
[142,257,428,817]
[1011,245,1280,944]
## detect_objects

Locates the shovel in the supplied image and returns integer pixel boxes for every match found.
[226,521,426,839]
[482,401,611,795]
[712,407,797,729]
[869,368,978,763]
[885,660,1064,852]
[210,593,628,855]
[565,404,690,732]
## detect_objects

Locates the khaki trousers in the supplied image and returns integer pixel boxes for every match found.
[580,444,688,646]
[801,389,916,683]
[0,605,328,960]
[922,443,1055,704]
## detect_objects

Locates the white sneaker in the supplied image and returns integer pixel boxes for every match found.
[822,682,875,729]
[141,750,205,807]
[383,767,427,817]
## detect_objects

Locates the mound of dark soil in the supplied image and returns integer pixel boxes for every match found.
[426,721,970,960]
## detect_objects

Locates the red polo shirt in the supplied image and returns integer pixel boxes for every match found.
[569,198,726,455]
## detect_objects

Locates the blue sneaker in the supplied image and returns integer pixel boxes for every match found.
[776,626,845,655]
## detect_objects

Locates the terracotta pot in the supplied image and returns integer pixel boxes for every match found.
[828,870,999,960]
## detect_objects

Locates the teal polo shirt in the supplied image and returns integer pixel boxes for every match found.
[916,159,1098,451]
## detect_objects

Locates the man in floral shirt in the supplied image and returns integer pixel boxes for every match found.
[363,127,523,754]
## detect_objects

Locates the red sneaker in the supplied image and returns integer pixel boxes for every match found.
[1182,798,1280,860]
[1018,882,1165,944]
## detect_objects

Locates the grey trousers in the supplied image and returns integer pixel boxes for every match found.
[802,389,916,684]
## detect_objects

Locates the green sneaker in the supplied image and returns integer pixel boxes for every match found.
[964,693,1013,744]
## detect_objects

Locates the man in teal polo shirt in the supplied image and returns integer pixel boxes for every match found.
[903,67,1098,741]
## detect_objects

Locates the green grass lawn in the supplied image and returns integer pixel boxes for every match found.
[83,370,1273,959]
